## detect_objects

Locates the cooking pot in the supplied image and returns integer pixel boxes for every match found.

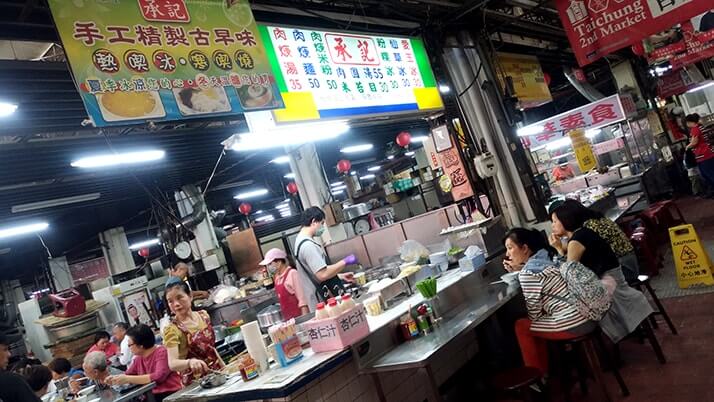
[343,203,369,221]
[256,304,282,329]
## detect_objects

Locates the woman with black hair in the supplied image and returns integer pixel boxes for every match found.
[550,201,652,342]
[162,277,224,386]
[106,324,182,401]
[87,330,119,360]
[503,228,595,375]
[20,364,53,397]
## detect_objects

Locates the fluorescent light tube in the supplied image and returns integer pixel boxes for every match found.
[0,222,48,239]
[330,182,343,187]
[271,156,291,164]
[367,166,381,172]
[12,193,101,213]
[234,189,269,199]
[405,151,415,156]
[360,174,375,180]
[517,125,545,137]
[411,136,428,143]
[546,137,572,151]
[255,215,274,222]
[340,144,373,153]
[284,173,295,179]
[0,102,17,117]
[71,150,165,168]
[129,238,160,250]
[229,121,349,151]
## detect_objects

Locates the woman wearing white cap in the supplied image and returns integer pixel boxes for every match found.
[260,248,309,320]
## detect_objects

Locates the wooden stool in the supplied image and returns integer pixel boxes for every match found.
[492,366,544,402]
[549,329,629,402]
[630,275,677,335]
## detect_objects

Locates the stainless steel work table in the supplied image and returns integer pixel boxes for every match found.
[359,280,522,402]
[94,382,157,402]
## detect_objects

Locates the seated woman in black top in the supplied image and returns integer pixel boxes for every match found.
[549,200,652,343]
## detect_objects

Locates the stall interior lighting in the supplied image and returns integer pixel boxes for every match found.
[255,215,275,222]
[234,188,269,200]
[332,185,347,191]
[439,85,450,94]
[340,144,373,153]
[360,174,376,180]
[331,189,344,195]
[387,155,395,160]
[686,81,714,93]
[228,121,349,151]
[0,102,17,117]
[330,181,343,187]
[71,150,165,168]
[0,222,48,239]
[271,156,291,164]
[411,136,428,143]
[405,151,415,156]
[12,193,101,213]
[129,238,159,250]
[367,166,381,172]
[516,125,545,137]
[546,137,572,151]
[585,129,601,138]
[276,201,290,209]
[283,173,295,179]
[350,171,357,176]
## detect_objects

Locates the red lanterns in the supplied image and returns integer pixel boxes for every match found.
[631,42,645,56]
[238,203,252,215]
[337,159,351,174]
[543,72,551,86]
[396,131,411,148]
[286,182,299,194]
[138,248,150,258]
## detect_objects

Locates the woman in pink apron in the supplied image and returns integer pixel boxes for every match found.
[260,248,308,320]
[162,277,224,385]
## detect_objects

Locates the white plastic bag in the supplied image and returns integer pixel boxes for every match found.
[210,284,239,304]
[399,240,429,263]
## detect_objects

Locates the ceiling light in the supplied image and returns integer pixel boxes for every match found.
[411,136,428,143]
[350,171,357,176]
[405,151,415,156]
[0,222,48,239]
[330,181,343,187]
[228,121,349,151]
[438,85,450,94]
[284,173,295,179]
[234,188,269,200]
[223,224,235,231]
[71,150,165,168]
[11,193,101,213]
[367,166,381,172]
[129,238,160,250]
[686,80,714,93]
[254,210,264,214]
[516,125,545,137]
[360,174,375,180]
[271,156,291,164]
[387,155,395,160]
[331,189,344,195]
[546,137,572,151]
[0,102,17,117]
[332,185,347,191]
[340,144,373,153]
[255,215,274,222]
[276,202,289,209]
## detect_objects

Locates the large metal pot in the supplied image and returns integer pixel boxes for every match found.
[48,314,100,339]
[343,203,369,221]
[256,304,282,329]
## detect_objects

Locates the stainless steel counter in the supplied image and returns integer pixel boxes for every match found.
[604,193,644,222]
[93,383,156,402]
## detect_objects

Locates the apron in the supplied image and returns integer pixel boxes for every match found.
[172,310,223,385]
[598,267,654,343]
[275,268,301,320]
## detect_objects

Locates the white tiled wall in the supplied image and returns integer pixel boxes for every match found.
[265,328,480,402]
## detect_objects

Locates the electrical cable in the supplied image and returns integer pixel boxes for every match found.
[202,149,227,198]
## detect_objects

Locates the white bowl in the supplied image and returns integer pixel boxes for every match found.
[501,272,520,285]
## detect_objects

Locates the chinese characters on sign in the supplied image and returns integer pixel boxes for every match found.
[69,257,110,286]
[496,53,552,109]
[519,95,626,149]
[47,0,282,126]
[306,308,367,340]
[437,143,474,202]
[556,0,713,66]
[260,25,443,122]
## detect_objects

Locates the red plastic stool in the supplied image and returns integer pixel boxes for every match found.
[641,200,686,243]
[631,232,661,276]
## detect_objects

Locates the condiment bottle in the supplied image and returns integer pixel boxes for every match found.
[326,298,340,317]
[314,302,329,320]
[399,314,419,340]
[238,354,259,381]
[340,294,356,312]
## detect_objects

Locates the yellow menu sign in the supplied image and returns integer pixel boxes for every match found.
[568,129,597,172]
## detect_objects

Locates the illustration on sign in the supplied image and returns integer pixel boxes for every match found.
[259,25,443,122]
[496,53,552,109]
[438,146,474,202]
[668,224,714,289]
[645,12,714,70]
[556,0,714,66]
[47,0,283,126]
[569,129,598,172]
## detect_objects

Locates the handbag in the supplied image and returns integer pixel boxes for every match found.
[558,261,612,321]
[295,239,344,302]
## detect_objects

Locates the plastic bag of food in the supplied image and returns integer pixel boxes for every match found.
[399,240,429,263]
[210,285,240,304]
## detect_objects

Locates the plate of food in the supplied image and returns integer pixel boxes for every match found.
[173,87,232,116]
[235,84,275,109]
[97,91,165,122]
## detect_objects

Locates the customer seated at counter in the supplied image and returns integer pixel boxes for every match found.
[19,364,53,397]
[106,324,182,402]
[503,228,596,375]
[163,276,224,385]
[550,201,653,342]
[261,248,309,320]
[79,351,122,390]
[87,330,119,360]
[47,357,84,394]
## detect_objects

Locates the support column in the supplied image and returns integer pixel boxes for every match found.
[175,185,225,271]
[288,143,330,211]
[99,227,135,275]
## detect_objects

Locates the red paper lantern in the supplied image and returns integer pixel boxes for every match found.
[396,131,411,148]
[543,72,551,86]
[138,248,150,258]
[286,182,299,194]
[337,159,351,173]
[631,42,645,56]
[238,202,252,215]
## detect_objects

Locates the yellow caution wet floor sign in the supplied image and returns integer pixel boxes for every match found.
[669,224,714,288]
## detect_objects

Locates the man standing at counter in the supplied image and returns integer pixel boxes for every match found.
[169,262,209,300]
[295,207,357,310]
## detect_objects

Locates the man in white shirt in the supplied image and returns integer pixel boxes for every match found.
[112,322,132,366]
[294,207,356,310]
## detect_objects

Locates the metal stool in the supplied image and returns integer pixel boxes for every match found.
[492,366,544,402]
[630,274,677,335]
[550,329,629,402]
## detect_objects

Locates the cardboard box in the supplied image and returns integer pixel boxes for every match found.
[303,304,370,353]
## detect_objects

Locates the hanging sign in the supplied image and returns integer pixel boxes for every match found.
[646,14,714,69]
[657,69,696,98]
[519,94,626,149]
[47,0,283,127]
[437,147,474,201]
[69,257,110,285]
[556,0,714,66]
[258,25,444,122]
[669,224,714,288]
[569,129,597,172]
[496,53,552,109]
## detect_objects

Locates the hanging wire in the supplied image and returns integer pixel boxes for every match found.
[202,148,227,197]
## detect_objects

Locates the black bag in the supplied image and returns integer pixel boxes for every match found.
[295,239,344,302]
[684,148,697,168]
